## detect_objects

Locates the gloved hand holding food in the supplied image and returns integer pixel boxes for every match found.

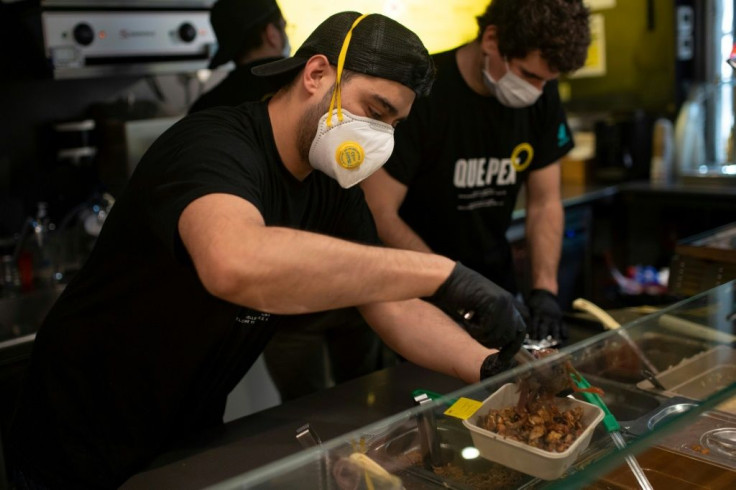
[425,262,527,361]
[479,351,516,380]
[527,289,566,341]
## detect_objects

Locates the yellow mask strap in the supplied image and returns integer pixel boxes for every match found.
[327,13,369,127]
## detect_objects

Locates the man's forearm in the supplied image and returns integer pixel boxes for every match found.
[360,299,495,384]
[181,193,456,314]
[377,214,433,253]
[202,226,453,314]
[361,169,433,253]
[526,199,563,294]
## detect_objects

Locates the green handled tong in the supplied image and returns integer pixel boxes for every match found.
[569,370,653,490]
[569,370,620,433]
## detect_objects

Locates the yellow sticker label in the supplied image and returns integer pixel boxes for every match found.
[510,142,534,172]
[443,397,483,420]
[335,141,364,170]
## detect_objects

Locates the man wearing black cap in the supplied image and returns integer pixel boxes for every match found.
[192,1,387,406]
[189,0,289,113]
[9,12,526,489]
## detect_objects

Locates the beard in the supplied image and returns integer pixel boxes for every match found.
[296,87,334,164]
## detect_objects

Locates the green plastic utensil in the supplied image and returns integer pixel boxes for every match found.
[568,370,653,490]
[410,389,457,405]
[569,370,620,433]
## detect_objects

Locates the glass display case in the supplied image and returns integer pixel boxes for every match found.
[207,282,736,489]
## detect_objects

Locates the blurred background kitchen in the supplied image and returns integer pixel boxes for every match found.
[1,0,736,484]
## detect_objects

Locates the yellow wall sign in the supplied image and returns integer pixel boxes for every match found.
[277,0,490,55]
[571,13,607,78]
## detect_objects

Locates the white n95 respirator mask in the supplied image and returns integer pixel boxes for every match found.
[483,59,542,108]
[309,109,394,189]
[306,13,396,189]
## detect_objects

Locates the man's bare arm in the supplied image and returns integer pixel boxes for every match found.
[178,193,454,314]
[359,299,495,384]
[361,168,433,253]
[525,163,563,294]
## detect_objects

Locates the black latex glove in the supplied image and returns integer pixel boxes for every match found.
[479,351,518,380]
[425,262,527,362]
[527,289,566,341]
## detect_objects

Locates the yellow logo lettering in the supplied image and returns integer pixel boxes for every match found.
[510,142,534,172]
[335,141,364,170]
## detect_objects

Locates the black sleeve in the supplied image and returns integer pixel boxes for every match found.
[529,81,575,172]
[137,111,267,261]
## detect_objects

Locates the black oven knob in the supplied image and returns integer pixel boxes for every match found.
[73,23,95,46]
[178,22,197,43]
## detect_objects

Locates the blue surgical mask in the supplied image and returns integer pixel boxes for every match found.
[483,58,542,108]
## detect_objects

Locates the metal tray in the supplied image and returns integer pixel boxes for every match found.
[653,408,736,471]
[576,332,711,384]
[365,418,537,489]
[618,392,736,472]
[636,345,736,403]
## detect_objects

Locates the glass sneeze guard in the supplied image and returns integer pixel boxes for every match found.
[209,281,736,489]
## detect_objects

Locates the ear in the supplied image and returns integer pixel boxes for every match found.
[480,25,500,56]
[263,22,282,49]
[300,55,333,96]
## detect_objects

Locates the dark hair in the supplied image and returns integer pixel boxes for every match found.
[476,0,590,73]
[232,9,283,60]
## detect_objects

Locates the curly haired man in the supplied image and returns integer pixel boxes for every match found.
[362,0,591,343]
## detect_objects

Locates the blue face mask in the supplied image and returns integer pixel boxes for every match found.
[483,58,542,108]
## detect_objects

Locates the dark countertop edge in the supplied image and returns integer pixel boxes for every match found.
[511,180,736,223]
[619,180,736,197]
[511,183,619,222]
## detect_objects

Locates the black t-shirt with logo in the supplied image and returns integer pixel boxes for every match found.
[384,48,574,294]
[10,101,378,488]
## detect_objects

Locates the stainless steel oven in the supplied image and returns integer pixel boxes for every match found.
[40,0,217,79]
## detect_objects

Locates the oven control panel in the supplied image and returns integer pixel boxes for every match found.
[42,10,216,77]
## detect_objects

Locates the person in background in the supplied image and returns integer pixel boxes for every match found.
[9,12,527,489]
[189,0,289,113]
[361,0,591,344]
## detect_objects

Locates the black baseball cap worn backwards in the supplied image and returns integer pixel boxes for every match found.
[209,0,281,69]
[252,11,435,97]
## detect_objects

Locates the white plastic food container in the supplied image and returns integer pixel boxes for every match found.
[462,383,605,480]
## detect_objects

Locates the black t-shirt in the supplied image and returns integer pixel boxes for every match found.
[384,48,574,293]
[10,101,378,488]
[188,57,282,114]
